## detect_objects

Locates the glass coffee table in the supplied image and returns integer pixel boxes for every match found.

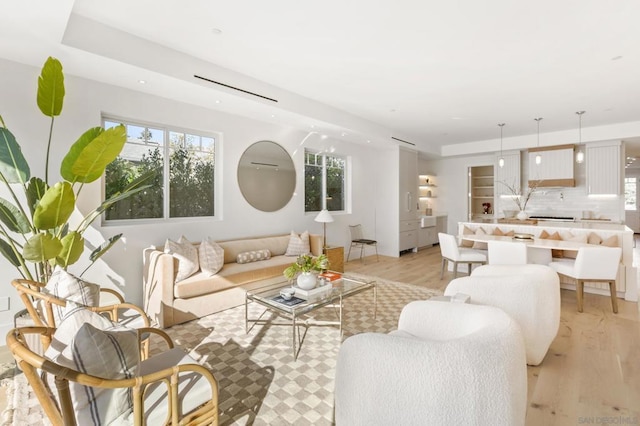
[245,275,376,360]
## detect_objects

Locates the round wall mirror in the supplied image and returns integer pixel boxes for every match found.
[238,141,296,212]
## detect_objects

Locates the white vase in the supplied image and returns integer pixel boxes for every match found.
[297,272,317,290]
[516,210,528,221]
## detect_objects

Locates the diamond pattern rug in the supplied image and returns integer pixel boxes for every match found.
[1,275,441,425]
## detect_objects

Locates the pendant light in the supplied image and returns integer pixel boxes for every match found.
[498,123,506,168]
[575,111,586,164]
[534,117,543,165]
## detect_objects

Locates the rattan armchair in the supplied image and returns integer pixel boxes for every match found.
[7,326,219,426]
[12,278,151,355]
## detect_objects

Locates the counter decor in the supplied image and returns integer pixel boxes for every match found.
[500,180,541,220]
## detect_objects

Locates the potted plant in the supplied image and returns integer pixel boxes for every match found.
[0,57,153,282]
[283,254,329,290]
[499,180,541,220]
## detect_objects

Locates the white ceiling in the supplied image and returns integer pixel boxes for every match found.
[2,0,640,155]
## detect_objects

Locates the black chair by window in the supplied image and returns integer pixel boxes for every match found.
[347,224,379,263]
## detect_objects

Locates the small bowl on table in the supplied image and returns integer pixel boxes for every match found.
[280,287,295,300]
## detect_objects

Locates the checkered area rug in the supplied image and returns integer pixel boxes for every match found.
[1,275,441,425]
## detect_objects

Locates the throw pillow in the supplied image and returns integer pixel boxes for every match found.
[491,227,514,237]
[237,249,271,264]
[285,230,310,256]
[165,236,199,282]
[601,235,619,247]
[461,226,475,248]
[198,238,224,276]
[587,232,603,245]
[42,267,101,326]
[472,227,488,250]
[59,323,140,426]
[539,230,563,258]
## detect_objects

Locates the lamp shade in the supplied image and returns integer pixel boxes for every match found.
[314,209,334,223]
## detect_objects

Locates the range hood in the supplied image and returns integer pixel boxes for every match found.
[527,144,576,187]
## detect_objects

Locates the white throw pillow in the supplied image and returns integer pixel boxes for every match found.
[42,267,100,325]
[285,230,310,256]
[165,236,200,282]
[198,238,225,276]
[45,306,140,426]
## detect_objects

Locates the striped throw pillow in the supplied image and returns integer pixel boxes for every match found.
[42,267,100,325]
[285,230,310,256]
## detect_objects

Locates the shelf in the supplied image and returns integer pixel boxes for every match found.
[472,196,494,199]
[473,186,494,189]
[419,196,436,199]
[473,175,493,179]
[419,184,437,188]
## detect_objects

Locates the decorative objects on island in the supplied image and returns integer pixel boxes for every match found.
[0,57,151,282]
[283,254,329,290]
[482,202,491,214]
[314,209,334,248]
[499,179,541,220]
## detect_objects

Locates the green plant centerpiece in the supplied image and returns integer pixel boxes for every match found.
[283,254,329,282]
[0,57,152,282]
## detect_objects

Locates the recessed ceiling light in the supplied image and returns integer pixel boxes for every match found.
[138,79,146,84]
[310,124,315,129]
[367,140,371,143]
[215,100,221,104]
[271,114,276,118]
[321,134,328,140]
[611,55,623,61]
[211,28,222,35]
[341,132,347,137]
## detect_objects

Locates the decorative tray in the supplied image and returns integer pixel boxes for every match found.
[513,233,534,240]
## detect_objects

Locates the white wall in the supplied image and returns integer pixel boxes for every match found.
[0,59,393,339]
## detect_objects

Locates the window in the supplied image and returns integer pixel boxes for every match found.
[104,118,217,221]
[625,177,637,211]
[304,150,346,212]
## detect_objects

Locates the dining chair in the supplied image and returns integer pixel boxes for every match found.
[438,233,487,279]
[487,240,527,265]
[347,224,379,263]
[7,326,219,426]
[548,246,622,313]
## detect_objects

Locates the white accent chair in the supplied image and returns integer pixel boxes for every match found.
[446,264,561,365]
[487,240,528,264]
[438,232,487,279]
[549,246,622,313]
[334,301,527,426]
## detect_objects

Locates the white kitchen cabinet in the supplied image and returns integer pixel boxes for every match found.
[586,141,621,195]
[399,148,419,253]
[436,215,448,235]
[625,211,640,233]
[527,145,575,187]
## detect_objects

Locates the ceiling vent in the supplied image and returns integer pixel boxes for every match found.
[391,136,416,146]
[194,74,278,103]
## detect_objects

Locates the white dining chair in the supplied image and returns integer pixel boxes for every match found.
[438,233,487,279]
[548,246,622,313]
[487,240,527,265]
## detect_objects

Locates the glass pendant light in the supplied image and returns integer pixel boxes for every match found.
[498,123,506,168]
[534,117,543,165]
[575,111,586,164]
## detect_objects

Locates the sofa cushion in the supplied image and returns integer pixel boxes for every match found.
[198,238,224,276]
[539,230,563,258]
[174,255,293,299]
[237,249,271,264]
[219,235,290,264]
[601,235,618,247]
[461,226,475,248]
[165,236,199,282]
[285,230,310,256]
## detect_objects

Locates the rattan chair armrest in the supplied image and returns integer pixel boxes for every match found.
[137,327,174,349]
[12,278,47,290]
[99,288,125,303]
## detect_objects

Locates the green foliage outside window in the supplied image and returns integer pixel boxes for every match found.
[304,150,346,212]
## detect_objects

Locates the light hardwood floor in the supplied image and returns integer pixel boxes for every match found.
[346,245,640,425]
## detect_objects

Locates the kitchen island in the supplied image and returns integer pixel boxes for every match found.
[458,221,637,302]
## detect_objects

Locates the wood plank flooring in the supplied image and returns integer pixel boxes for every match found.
[345,246,640,425]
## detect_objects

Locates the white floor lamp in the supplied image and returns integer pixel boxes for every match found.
[314,209,334,248]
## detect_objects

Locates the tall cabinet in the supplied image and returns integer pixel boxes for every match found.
[586,141,622,195]
[468,165,494,220]
[399,148,419,253]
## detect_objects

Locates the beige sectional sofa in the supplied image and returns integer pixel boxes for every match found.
[143,233,323,327]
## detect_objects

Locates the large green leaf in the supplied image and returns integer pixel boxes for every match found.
[26,177,48,216]
[23,233,62,262]
[33,181,75,230]
[89,233,122,262]
[56,231,84,267]
[60,125,126,184]
[0,238,22,266]
[37,57,64,117]
[0,197,31,233]
[0,128,30,184]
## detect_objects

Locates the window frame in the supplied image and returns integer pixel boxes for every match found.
[101,115,221,225]
[304,149,348,213]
